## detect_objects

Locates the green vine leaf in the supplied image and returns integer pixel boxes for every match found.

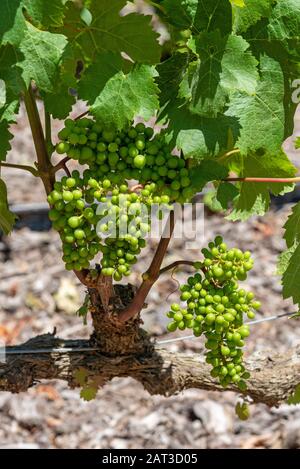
[287,384,300,405]
[18,22,67,93]
[162,0,232,35]
[233,0,273,33]
[235,401,250,420]
[180,32,258,117]
[217,182,239,209]
[60,0,160,64]
[226,55,285,155]
[0,0,26,46]
[277,244,297,276]
[74,368,89,387]
[282,244,300,305]
[90,65,159,130]
[80,386,98,402]
[190,160,228,192]
[228,149,296,221]
[23,0,68,28]
[0,80,6,108]
[0,122,14,162]
[284,202,300,249]
[42,43,79,119]
[230,0,245,7]
[78,52,123,104]
[0,178,16,235]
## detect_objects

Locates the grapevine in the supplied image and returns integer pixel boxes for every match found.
[0,0,300,414]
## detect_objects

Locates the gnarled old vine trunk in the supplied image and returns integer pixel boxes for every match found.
[89,284,152,356]
[0,283,300,407]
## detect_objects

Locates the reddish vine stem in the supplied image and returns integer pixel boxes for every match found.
[118,211,176,322]
[53,156,71,173]
[225,177,300,183]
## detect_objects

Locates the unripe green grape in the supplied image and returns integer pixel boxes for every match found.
[133,154,146,169]
[221,345,230,356]
[68,216,81,228]
[167,322,177,332]
[74,229,85,240]
[56,142,69,154]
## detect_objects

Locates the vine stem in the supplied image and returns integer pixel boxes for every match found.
[23,85,54,194]
[159,260,195,276]
[52,156,71,176]
[44,109,53,157]
[218,148,240,161]
[75,110,89,121]
[0,162,39,177]
[225,177,300,183]
[118,211,176,322]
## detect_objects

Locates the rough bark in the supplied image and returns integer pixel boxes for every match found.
[0,331,299,407]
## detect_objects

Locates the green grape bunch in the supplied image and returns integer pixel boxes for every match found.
[56,117,196,203]
[48,116,198,279]
[166,236,261,391]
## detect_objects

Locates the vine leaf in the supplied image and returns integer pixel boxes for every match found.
[181,32,258,117]
[235,401,250,420]
[156,52,189,107]
[226,55,285,155]
[0,0,26,46]
[250,0,300,55]
[233,0,273,33]
[282,244,300,305]
[230,0,245,7]
[23,0,68,28]
[190,160,228,192]
[90,65,159,130]
[0,80,6,108]
[228,149,296,221]
[217,182,239,209]
[42,43,79,119]
[277,244,297,276]
[61,0,160,64]
[80,386,98,402]
[162,0,232,35]
[78,52,123,104]
[284,202,300,249]
[287,384,300,405]
[74,368,89,387]
[0,179,16,235]
[160,101,240,159]
[0,122,14,162]
[18,22,68,93]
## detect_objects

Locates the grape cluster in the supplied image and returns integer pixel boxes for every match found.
[166,236,261,390]
[47,168,170,278]
[56,118,195,203]
[47,171,102,271]
[97,184,157,280]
